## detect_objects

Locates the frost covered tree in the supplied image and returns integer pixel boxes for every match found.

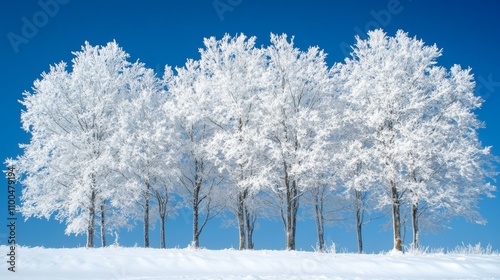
[402,65,497,249]
[333,91,382,253]
[261,34,332,250]
[338,29,441,251]
[338,158,378,254]
[114,64,178,248]
[303,179,347,252]
[14,41,139,248]
[10,31,496,252]
[338,29,497,251]
[165,61,225,248]
[197,34,270,250]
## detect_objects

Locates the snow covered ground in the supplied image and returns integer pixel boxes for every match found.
[1,246,499,279]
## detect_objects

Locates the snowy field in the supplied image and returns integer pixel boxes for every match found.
[1,246,500,279]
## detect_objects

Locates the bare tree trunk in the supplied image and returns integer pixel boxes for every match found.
[236,119,248,250]
[391,180,402,251]
[285,178,298,250]
[287,139,301,251]
[356,213,363,253]
[412,202,419,250]
[285,177,292,250]
[313,190,325,252]
[192,175,200,248]
[160,214,166,249]
[193,201,200,248]
[314,210,325,252]
[237,190,246,250]
[100,203,106,247]
[245,206,255,250]
[409,171,419,251]
[160,193,168,249]
[151,187,169,249]
[86,189,96,248]
[144,183,150,248]
[354,189,364,253]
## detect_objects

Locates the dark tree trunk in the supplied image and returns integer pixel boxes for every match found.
[412,202,419,250]
[100,203,106,247]
[159,192,168,249]
[287,139,301,251]
[160,215,166,249]
[144,183,150,248]
[356,214,363,254]
[193,199,200,248]
[391,180,402,251]
[86,188,96,248]
[236,119,249,250]
[245,204,255,250]
[354,189,364,253]
[285,179,298,250]
[313,190,325,252]
[237,190,246,250]
[409,171,419,251]
[314,211,325,252]
[192,172,201,248]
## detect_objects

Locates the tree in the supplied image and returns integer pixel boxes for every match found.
[338,29,497,251]
[14,41,137,247]
[165,61,225,248]
[198,34,270,250]
[11,31,496,252]
[261,34,332,250]
[114,64,178,248]
[303,179,347,252]
[402,65,497,249]
[150,178,178,249]
[339,29,441,251]
[334,121,382,253]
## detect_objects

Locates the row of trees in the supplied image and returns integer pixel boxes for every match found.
[11,29,496,252]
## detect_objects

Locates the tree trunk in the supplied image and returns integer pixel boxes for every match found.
[237,190,246,250]
[160,214,166,249]
[86,189,96,248]
[245,204,255,250]
[354,189,364,253]
[315,212,325,252]
[156,190,168,249]
[100,203,106,247]
[246,219,255,250]
[193,215,200,248]
[356,214,363,253]
[313,192,325,252]
[144,183,150,248]
[412,202,419,250]
[285,179,298,250]
[189,157,206,249]
[391,180,402,251]
[193,182,200,248]
[285,179,293,250]
[236,119,249,250]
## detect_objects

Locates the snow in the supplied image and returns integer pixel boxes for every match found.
[2,246,499,279]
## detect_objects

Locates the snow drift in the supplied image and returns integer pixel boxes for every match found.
[2,246,500,279]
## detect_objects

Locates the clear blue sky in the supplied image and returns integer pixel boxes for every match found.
[1,0,499,252]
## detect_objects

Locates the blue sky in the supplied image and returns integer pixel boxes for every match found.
[1,0,499,252]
